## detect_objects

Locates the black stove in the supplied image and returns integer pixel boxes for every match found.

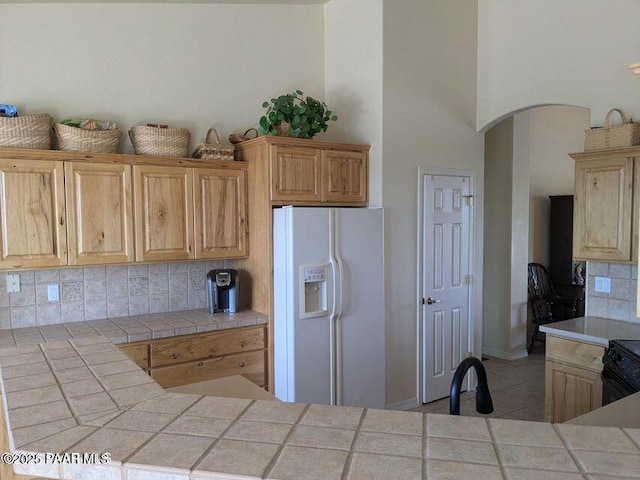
[602,339,640,405]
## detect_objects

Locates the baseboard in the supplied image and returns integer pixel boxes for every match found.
[482,346,529,361]
[386,397,420,411]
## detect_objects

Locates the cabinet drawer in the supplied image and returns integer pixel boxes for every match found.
[150,326,265,367]
[546,335,605,372]
[119,344,150,370]
[150,350,265,388]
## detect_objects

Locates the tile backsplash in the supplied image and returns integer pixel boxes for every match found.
[586,261,639,323]
[0,260,233,330]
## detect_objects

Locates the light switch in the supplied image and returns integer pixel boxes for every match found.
[594,276,611,293]
[6,274,20,293]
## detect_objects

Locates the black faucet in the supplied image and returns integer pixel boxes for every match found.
[449,356,494,415]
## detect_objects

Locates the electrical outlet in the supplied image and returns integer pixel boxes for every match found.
[594,276,611,293]
[47,284,59,302]
[6,273,20,293]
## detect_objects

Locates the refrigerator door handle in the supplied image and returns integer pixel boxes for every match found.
[330,209,344,406]
[329,211,339,406]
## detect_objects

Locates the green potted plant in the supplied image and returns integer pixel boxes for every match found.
[258,90,338,139]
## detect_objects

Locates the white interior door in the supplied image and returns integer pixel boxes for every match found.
[422,174,472,403]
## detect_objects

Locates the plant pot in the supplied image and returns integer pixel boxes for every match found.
[276,122,291,136]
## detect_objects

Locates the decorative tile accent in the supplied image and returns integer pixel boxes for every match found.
[129,277,149,296]
[62,282,84,302]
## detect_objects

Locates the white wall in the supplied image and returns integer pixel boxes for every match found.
[382,0,483,408]
[477,0,640,131]
[324,0,383,206]
[528,106,590,264]
[0,3,325,154]
[483,118,514,356]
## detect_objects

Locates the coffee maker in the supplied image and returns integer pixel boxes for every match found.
[207,269,239,314]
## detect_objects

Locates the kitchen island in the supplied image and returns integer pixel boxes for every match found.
[1,329,640,479]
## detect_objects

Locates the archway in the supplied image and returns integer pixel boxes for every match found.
[482,104,590,359]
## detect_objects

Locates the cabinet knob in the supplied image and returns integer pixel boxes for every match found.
[239,361,245,368]
[197,361,204,367]
[59,216,64,226]
[240,341,246,348]
[172,353,180,359]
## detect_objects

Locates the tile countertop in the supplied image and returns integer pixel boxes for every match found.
[539,315,640,346]
[0,309,268,349]
[1,339,640,479]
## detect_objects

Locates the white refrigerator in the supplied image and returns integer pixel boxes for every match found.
[273,206,385,408]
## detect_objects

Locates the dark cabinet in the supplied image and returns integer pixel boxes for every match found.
[549,195,585,317]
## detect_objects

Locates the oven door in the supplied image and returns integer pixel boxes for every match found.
[602,367,635,406]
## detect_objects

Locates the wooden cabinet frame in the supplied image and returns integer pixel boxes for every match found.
[0,159,67,269]
[0,148,249,269]
[571,147,640,263]
[544,335,605,423]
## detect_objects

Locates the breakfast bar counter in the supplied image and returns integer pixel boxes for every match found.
[1,336,640,479]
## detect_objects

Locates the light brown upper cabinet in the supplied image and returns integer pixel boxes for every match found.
[0,158,67,269]
[134,164,249,262]
[0,149,249,270]
[236,136,369,206]
[194,168,248,259]
[133,165,194,262]
[323,149,367,204]
[65,162,134,265]
[571,148,638,262]
[271,145,322,202]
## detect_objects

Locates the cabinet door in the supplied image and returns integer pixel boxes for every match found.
[271,146,321,203]
[194,168,248,259]
[573,157,633,261]
[322,150,368,204]
[545,360,603,423]
[134,165,194,262]
[65,162,134,265]
[0,159,66,269]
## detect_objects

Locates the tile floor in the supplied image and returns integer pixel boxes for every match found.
[410,343,546,421]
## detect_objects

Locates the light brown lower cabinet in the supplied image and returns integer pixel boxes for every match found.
[544,335,605,423]
[119,325,266,389]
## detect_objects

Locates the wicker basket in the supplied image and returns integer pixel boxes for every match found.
[0,113,52,149]
[54,123,121,153]
[129,125,190,158]
[192,127,235,161]
[584,108,640,151]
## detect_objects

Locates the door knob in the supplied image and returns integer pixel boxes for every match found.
[425,297,441,305]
